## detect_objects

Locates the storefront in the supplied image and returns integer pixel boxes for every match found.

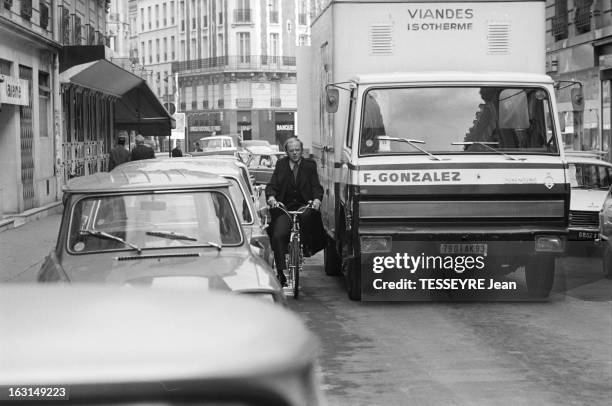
[275,111,295,147]
[59,50,174,182]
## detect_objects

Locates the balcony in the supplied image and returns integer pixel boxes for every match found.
[552,14,568,40]
[270,98,281,107]
[172,55,296,74]
[236,98,253,108]
[234,8,252,23]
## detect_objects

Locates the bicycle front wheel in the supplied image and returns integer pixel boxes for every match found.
[289,238,301,299]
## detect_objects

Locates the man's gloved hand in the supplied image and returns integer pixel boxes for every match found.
[312,199,321,211]
[267,196,278,207]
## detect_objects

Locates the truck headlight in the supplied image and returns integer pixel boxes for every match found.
[361,236,392,253]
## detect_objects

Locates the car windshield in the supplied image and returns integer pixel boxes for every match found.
[359,86,558,156]
[247,154,280,169]
[569,163,612,189]
[201,138,231,149]
[68,191,241,254]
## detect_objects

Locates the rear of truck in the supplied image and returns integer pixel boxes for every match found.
[299,0,568,300]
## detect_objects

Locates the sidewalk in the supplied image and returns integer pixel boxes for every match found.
[0,213,62,283]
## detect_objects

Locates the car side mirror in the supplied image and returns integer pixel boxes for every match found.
[325,88,339,113]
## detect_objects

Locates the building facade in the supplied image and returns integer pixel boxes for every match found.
[161,0,310,151]
[546,0,612,159]
[0,0,64,215]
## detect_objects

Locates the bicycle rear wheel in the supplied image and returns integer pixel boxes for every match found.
[289,238,301,299]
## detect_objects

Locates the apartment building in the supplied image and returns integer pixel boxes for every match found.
[170,0,310,150]
[546,0,612,158]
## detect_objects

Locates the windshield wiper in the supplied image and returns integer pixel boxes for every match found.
[206,241,222,251]
[145,230,198,241]
[377,136,447,161]
[80,229,142,254]
[452,141,524,161]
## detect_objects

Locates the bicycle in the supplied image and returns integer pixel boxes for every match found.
[272,201,314,299]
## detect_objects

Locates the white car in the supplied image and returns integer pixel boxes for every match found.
[566,153,612,246]
[199,135,237,151]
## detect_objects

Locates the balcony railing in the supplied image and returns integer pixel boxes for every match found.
[234,9,252,23]
[172,55,297,74]
[552,14,568,40]
[236,98,253,108]
[298,13,307,25]
[270,98,281,107]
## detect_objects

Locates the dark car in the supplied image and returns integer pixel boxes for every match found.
[38,167,284,303]
[245,146,287,185]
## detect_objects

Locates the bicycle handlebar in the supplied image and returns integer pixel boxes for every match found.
[272,201,314,218]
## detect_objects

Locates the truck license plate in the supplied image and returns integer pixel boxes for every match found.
[577,231,597,240]
[440,243,488,256]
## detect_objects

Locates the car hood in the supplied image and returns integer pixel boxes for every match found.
[62,250,278,292]
[570,189,609,211]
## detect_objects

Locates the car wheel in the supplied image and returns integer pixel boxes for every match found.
[603,245,612,278]
[525,255,555,298]
[324,235,341,276]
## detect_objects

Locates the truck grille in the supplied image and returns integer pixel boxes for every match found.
[569,210,599,229]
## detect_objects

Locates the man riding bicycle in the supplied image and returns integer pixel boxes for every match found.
[265,137,325,286]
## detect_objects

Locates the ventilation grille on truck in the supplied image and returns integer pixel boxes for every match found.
[370,23,393,55]
[487,21,510,55]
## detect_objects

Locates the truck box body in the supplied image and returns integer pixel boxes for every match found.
[297,0,568,301]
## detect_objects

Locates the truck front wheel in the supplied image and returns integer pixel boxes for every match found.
[524,255,555,298]
[324,235,341,276]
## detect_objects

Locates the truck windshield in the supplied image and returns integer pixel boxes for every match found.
[359,86,558,156]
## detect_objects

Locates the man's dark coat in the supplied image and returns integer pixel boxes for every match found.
[130,145,155,161]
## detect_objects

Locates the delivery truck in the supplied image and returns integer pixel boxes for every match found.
[297,0,570,300]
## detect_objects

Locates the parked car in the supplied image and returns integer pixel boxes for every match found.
[38,167,284,303]
[199,135,237,152]
[0,286,323,405]
[245,146,287,185]
[566,153,612,253]
[117,157,274,267]
[240,139,279,151]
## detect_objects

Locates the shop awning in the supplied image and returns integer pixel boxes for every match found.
[59,59,174,135]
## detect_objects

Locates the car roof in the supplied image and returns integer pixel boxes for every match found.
[66,166,230,193]
[0,286,319,387]
[247,145,285,155]
[200,135,233,140]
[119,158,247,178]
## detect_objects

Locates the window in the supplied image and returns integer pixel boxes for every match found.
[156,39,160,62]
[235,0,250,23]
[163,3,167,26]
[192,0,196,28]
[269,0,279,23]
[148,40,152,63]
[155,4,159,27]
[298,34,308,46]
[180,1,185,31]
[140,8,144,31]
[180,39,186,60]
[39,71,50,137]
[238,33,250,63]
[171,36,176,59]
[217,34,224,56]
[171,1,175,24]
[269,33,279,63]
[141,41,145,63]
[148,6,152,29]
[298,0,307,25]
[191,38,197,59]
[163,38,168,61]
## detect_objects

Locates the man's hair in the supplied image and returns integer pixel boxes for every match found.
[284,136,303,152]
[135,134,145,144]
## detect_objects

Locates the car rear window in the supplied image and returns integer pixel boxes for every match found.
[68,191,242,254]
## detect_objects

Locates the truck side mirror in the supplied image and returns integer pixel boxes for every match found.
[571,87,585,112]
[325,88,339,113]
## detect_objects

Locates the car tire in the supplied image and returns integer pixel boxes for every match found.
[345,258,361,301]
[324,235,341,276]
[603,245,612,278]
[525,255,555,298]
